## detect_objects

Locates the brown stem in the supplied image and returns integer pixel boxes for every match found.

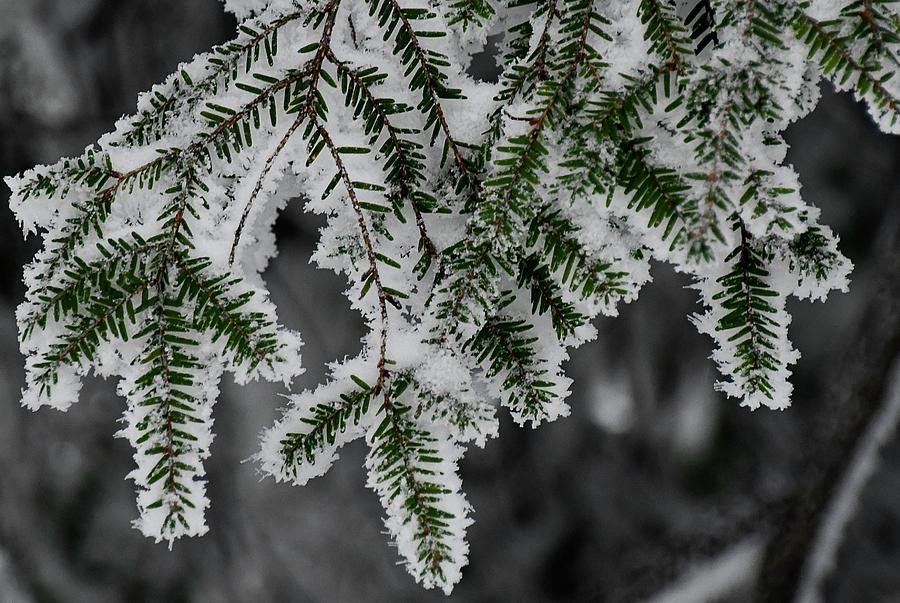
[532,0,560,81]
[325,49,437,258]
[228,0,342,265]
[229,111,308,266]
[383,0,473,183]
[312,119,390,384]
[314,114,442,570]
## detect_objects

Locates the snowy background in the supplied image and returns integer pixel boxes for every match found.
[1,1,900,601]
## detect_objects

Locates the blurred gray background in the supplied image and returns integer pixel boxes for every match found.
[1,1,900,601]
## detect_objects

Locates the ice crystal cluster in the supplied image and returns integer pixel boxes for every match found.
[5,0,899,593]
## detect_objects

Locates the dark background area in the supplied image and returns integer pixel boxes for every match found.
[1,1,900,601]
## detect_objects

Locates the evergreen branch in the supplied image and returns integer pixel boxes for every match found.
[430,101,558,342]
[758,224,851,301]
[482,120,549,226]
[617,138,691,245]
[783,227,846,284]
[128,286,212,541]
[411,373,497,445]
[311,117,393,388]
[15,150,114,202]
[367,375,469,592]
[55,61,311,274]
[430,243,497,337]
[554,125,615,199]
[530,0,560,82]
[739,167,810,237]
[793,8,900,129]
[432,1,598,344]
[493,0,566,106]
[517,253,586,338]
[678,1,799,260]
[21,235,161,339]
[465,309,562,425]
[476,1,568,214]
[844,0,900,69]
[366,0,474,184]
[638,0,693,71]
[41,33,325,285]
[587,68,664,134]
[557,0,607,84]
[124,10,307,146]
[32,154,174,296]
[695,219,796,409]
[27,276,152,399]
[529,209,637,312]
[280,382,372,475]
[724,224,778,398]
[229,111,308,265]
[682,90,741,261]
[475,3,597,247]
[173,254,284,372]
[123,163,216,540]
[228,0,342,264]
[328,51,437,258]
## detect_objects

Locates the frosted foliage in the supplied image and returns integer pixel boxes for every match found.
[5,0,897,594]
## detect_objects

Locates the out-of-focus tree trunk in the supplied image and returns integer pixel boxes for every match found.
[755,199,900,602]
